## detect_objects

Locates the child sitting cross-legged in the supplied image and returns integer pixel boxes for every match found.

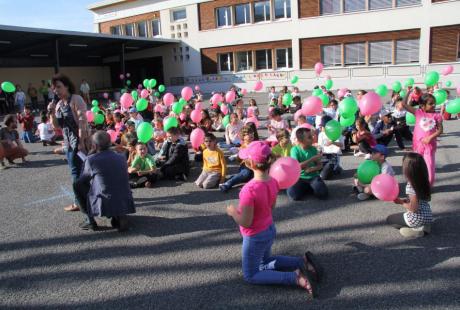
[156,126,190,181]
[317,115,344,180]
[128,143,158,188]
[195,133,227,189]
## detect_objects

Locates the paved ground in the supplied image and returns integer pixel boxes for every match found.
[1,93,459,309]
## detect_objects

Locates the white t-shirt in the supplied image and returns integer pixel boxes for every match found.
[80,83,90,94]
[38,123,54,141]
[317,131,344,154]
[381,161,395,176]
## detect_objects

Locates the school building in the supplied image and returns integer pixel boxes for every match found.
[87,0,460,93]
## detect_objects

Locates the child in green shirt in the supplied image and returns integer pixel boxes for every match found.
[271,129,292,158]
[128,143,157,188]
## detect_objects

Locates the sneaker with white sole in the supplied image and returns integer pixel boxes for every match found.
[354,151,365,157]
[357,193,371,201]
[399,227,425,238]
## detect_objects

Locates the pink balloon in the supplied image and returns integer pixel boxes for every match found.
[359,92,382,116]
[338,88,349,98]
[103,92,109,99]
[253,81,263,92]
[457,86,460,96]
[302,96,323,116]
[119,74,125,80]
[210,93,223,105]
[245,116,259,128]
[154,104,163,113]
[269,157,301,189]
[241,88,248,96]
[225,90,236,103]
[141,89,150,99]
[86,111,94,122]
[120,93,134,109]
[195,85,200,91]
[179,112,187,122]
[163,93,175,107]
[190,109,202,123]
[107,129,118,143]
[370,174,399,202]
[314,62,324,76]
[441,65,454,76]
[190,128,205,149]
[221,104,229,115]
[194,101,203,111]
[181,86,193,101]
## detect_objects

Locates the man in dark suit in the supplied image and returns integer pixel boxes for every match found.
[74,131,135,231]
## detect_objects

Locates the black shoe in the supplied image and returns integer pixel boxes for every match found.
[117,216,129,232]
[129,181,138,189]
[110,217,120,229]
[79,221,98,231]
[42,141,47,147]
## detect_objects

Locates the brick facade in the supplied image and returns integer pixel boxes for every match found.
[430,24,460,63]
[198,0,258,31]
[300,29,420,69]
[99,11,160,34]
[298,0,320,18]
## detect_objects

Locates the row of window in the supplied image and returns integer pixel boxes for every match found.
[216,0,291,28]
[218,48,293,72]
[321,39,419,67]
[320,0,420,15]
[110,19,162,37]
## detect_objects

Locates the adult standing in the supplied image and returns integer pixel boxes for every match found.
[14,85,26,113]
[80,79,91,104]
[27,83,39,113]
[74,131,135,231]
[0,90,7,115]
[0,114,28,168]
[48,73,90,212]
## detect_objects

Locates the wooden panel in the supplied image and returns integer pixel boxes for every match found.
[300,29,420,69]
[99,11,160,34]
[430,24,460,63]
[201,40,292,74]
[298,0,320,18]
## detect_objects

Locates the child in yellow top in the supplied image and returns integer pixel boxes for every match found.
[195,133,227,189]
[271,129,292,158]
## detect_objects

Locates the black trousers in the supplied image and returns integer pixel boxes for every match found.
[386,212,409,229]
[129,172,157,186]
[359,141,373,154]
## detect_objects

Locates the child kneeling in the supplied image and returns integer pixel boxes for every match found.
[128,143,157,188]
[195,133,226,189]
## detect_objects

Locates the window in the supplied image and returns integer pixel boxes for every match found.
[235,3,251,25]
[321,44,342,67]
[345,42,366,65]
[369,0,392,10]
[219,53,234,72]
[110,25,121,35]
[216,6,232,27]
[276,48,292,69]
[369,41,392,65]
[320,0,341,15]
[344,0,366,13]
[137,21,147,37]
[184,32,188,38]
[274,0,291,19]
[124,24,134,36]
[255,49,272,70]
[254,1,271,23]
[457,34,460,61]
[395,39,419,64]
[172,8,187,22]
[236,51,253,71]
[396,0,421,7]
[152,19,161,37]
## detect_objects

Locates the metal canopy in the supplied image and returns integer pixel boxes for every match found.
[0,25,179,70]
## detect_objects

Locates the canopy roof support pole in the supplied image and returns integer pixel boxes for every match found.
[54,39,60,74]
[120,43,125,76]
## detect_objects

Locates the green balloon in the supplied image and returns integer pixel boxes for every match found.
[312,89,323,96]
[111,102,117,110]
[154,92,160,97]
[164,117,178,132]
[392,81,402,93]
[357,160,380,184]
[446,98,460,114]
[1,81,15,93]
[126,80,132,86]
[375,84,388,97]
[425,71,439,87]
[121,88,126,94]
[131,90,138,101]
[399,90,407,98]
[136,98,148,111]
[222,114,230,128]
[291,75,299,84]
[404,78,415,88]
[143,79,149,88]
[406,111,416,125]
[149,79,157,89]
[179,98,187,106]
[172,102,183,114]
[324,79,333,90]
[158,85,166,92]
[325,120,341,141]
[91,100,99,107]
[91,106,100,113]
[445,81,452,88]
[340,115,355,127]
[94,113,105,125]
[282,93,293,106]
[433,89,447,105]
[318,93,329,107]
[136,122,154,143]
[339,97,358,118]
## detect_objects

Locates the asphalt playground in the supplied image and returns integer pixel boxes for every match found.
[0,93,459,309]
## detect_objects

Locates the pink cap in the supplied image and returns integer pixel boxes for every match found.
[238,141,271,164]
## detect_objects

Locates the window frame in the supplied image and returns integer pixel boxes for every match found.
[343,0,366,13]
[110,25,121,35]
[151,19,161,37]
[368,40,392,65]
[236,51,253,72]
[395,38,419,64]
[136,21,147,37]
[123,23,134,36]
[253,0,271,23]
[344,42,366,66]
[320,0,341,15]
[275,48,293,69]
[255,49,273,71]
[171,8,187,22]
[235,3,252,25]
[321,44,343,67]
[218,52,234,73]
[457,33,460,61]
[274,0,291,20]
[216,6,232,28]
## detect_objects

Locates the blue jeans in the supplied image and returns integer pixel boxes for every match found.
[224,166,253,189]
[22,130,36,143]
[287,176,329,201]
[242,224,302,285]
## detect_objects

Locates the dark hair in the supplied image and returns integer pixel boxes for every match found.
[355,117,369,130]
[296,127,311,141]
[201,109,211,119]
[167,126,180,135]
[24,105,32,111]
[276,129,289,142]
[297,114,306,121]
[254,153,276,172]
[4,114,16,126]
[243,122,259,141]
[270,107,282,117]
[329,99,338,106]
[51,73,76,94]
[420,94,436,107]
[358,90,367,96]
[40,112,48,123]
[136,142,146,147]
[204,132,216,141]
[402,153,431,201]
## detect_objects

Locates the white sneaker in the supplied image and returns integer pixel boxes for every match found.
[364,154,371,160]
[357,193,371,201]
[399,227,425,238]
[228,154,238,162]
